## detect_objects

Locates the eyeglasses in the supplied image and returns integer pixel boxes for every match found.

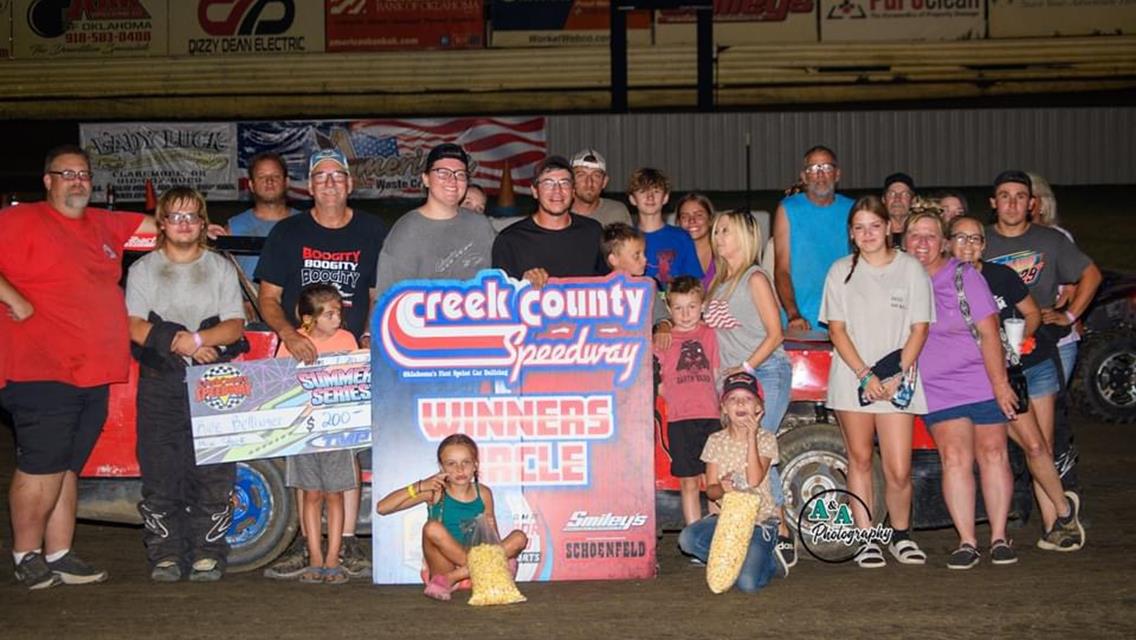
[536,178,573,191]
[166,212,203,226]
[430,167,469,182]
[311,170,349,185]
[803,163,836,175]
[47,170,93,182]
[951,233,984,246]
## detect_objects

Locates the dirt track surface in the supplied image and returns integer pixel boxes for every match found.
[2,416,1134,640]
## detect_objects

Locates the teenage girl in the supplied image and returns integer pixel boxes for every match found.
[377,434,528,601]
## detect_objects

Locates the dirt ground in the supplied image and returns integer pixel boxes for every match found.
[1,414,1134,640]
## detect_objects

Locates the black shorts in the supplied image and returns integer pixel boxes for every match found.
[0,381,109,474]
[667,418,721,478]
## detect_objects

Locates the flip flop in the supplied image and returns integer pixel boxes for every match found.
[423,575,453,601]
[299,566,325,584]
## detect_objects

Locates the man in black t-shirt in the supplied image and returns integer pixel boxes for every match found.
[491,155,606,287]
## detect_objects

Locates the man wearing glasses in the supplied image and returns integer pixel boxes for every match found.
[256,148,386,579]
[375,143,497,299]
[492,155,607,288]
[772,145,854,333]
[125,187,245,582]
[0,144,157,589]
[570,148,632,227]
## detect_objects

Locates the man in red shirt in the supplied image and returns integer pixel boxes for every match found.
[0,145,155,589]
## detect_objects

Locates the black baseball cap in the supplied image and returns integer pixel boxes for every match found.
[425,143,470,172]
[993,170,1032,193]
[720,372,764,402]
[883,172,915,192]
[533,155,573,181]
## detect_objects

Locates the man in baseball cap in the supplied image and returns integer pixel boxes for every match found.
[570,148,631,227]
[882,172,916,248]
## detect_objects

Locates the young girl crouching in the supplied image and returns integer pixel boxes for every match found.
[377,434,528,601]
[678,372,783,593]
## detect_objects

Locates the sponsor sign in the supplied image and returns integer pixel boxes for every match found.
[237,117,547,199]
[169,0,325,56]
[187,352,372,465]
[989,0,1136,37]
[490,0,650,47]
[12,0,167,59]
[656,0,819,45]
[326,0,484,52]
[79,122,239,203]
[821,0,985,41]
[371,271,657,583]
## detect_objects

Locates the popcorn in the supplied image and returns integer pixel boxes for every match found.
[467,544,526,606]
[706,491,761,594]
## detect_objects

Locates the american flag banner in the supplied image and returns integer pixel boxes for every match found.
[238,117,546,200]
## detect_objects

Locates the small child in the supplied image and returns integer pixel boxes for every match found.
[603,222,670,328]
[627,167,703,285]
[377,434,528,601]
[654,276,721,525]
[678,372,782,593]
[278,284,360,584]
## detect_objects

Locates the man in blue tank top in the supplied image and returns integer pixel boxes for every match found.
[225,152,299,277]
[772,146,853,331]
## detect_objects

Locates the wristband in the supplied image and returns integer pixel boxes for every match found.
[192,332,203,349]
[741,361,756,376]
[406,482,419,499]
[1065,310,1077,324]
[859,373,875,389]
[854,366,871,379]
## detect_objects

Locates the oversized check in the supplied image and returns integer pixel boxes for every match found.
[187,351,371,464]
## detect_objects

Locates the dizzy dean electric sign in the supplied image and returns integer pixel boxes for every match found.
[370,271,657,584]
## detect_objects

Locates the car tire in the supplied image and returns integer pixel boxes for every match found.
[226,459,298,573]
[1071,328,1136,423]
[778,423,886,560]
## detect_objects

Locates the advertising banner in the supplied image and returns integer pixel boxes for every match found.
[187,351,372,465]
[169,0,325,56]
[989,0,1136,37]
[656,1,819,45]
[490,0,650,47]
[821,0,985,41]
[370,271,656,584]
[12,0,167,59]
[326,0,484,52]
[80,122,239,203]
[238,117,547,199]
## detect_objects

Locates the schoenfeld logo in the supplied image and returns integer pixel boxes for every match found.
[27,0,150,38]
[199,0,293,37]
[797,489,893,563]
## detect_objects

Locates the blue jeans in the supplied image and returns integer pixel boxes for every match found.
[679,516,778,593]
[755,351,791,507]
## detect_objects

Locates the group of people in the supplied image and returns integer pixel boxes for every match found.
[0,139,1099,596]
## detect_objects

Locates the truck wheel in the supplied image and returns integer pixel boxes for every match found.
[226,459,298,573]
[778,423,887,560]
[1071,329,1136,423]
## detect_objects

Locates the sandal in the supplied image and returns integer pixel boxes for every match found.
[856,542,887,569]
[323,565,349,584]
[299,566,325,584]
[423,575,453,601]
[887,538,927,565]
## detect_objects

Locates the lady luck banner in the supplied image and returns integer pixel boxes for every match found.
[370,270,657,584]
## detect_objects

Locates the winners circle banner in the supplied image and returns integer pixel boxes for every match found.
[370,270,657,584]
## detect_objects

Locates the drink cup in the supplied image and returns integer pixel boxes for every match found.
[1004,318,1026,356]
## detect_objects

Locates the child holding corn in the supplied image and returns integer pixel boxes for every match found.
[678,372,782,593]
[376,434,528,601]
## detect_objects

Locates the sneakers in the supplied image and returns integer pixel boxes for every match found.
[774,534,797,577]
[14,552,62,590]
[189,557,223,582]
[1037,491,1085,552]
[989,539,1018,565]
[947,543,981,570]
[264,536,309,579]
[47,551,108,585]
[151,559,183,583]
[339,536,372,579]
